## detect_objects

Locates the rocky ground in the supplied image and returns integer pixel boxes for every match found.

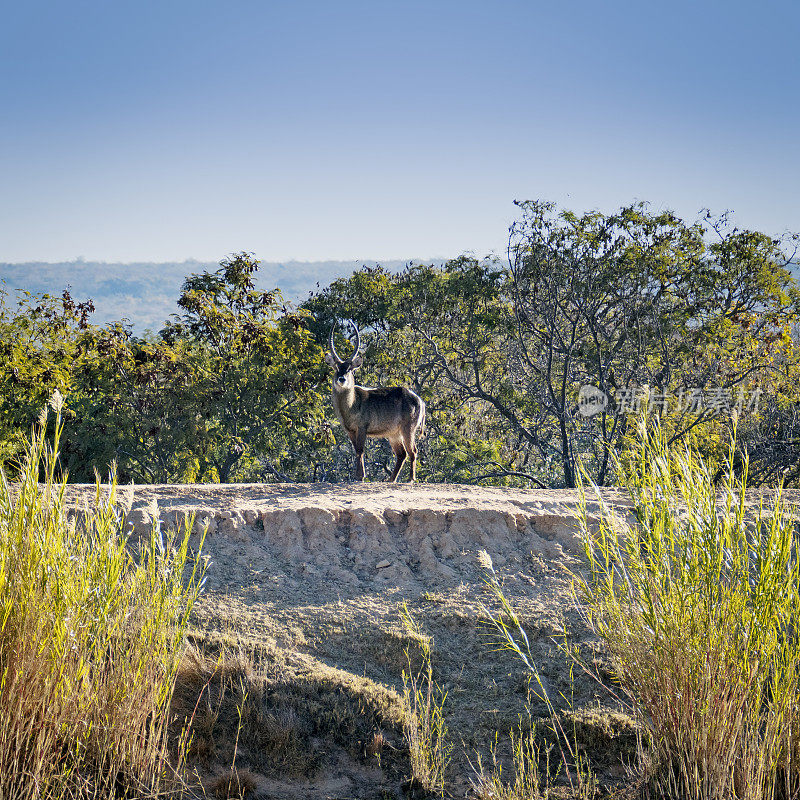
[60,483,800,799]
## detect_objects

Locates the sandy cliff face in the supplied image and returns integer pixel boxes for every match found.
[66,482,629,600]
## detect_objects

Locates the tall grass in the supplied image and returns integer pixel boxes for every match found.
[577,417,800,799]
[0,398,205,799]
[478,551,597,798]
[469,727,555,800]
[400,604,451,797]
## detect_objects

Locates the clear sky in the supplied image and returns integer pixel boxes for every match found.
[1,0,798,263]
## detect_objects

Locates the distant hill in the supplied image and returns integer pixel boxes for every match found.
[3,258,796,335]
[0,259,440,334]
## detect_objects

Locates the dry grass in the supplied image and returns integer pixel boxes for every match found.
[577,417,800,799]
[171,635,409,786]
[209,768,258,799]
[478,553,601,798]
[468,709,625,800]
[366,730,388,760]
[400,604,452,798]
[181,591,625,796]
[470,727,553,800]
[474,416,800,799]
[0,400,205,799]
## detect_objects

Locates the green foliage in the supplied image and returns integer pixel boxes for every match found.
[2,205,798,487]
[304,258,522,484]
[59,254,329,483]
[63,323,205,482]
[504,201,799,486]
[160,253,327,482]
[304,205,799,487]
[0,402,205,797]
[0,285,94,466]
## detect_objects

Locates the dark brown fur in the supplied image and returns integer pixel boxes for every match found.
[326,324,425,482]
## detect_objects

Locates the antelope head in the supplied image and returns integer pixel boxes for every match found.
[325,320,363,389]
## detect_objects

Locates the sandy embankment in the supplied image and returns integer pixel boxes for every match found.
[58,482,797,799]
[64,482,627,598]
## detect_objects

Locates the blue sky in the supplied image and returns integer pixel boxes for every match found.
[1,0,798,263]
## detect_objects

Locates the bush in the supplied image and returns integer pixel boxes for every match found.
[577,417,800,799]
[0,397,205,798]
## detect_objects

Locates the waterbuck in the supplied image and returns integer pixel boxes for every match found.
[325,321,425,482]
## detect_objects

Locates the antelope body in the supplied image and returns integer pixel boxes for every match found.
[325,321,425,482]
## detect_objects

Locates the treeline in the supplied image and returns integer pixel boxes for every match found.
[2,201,799,487]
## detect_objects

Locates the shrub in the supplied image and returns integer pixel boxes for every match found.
[577,417,800,799]
[0,397,205,798]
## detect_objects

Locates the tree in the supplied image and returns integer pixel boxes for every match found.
[495,201,798,486]
[63,254,330,484]
[0,285,94,468]
[305,203,800,488]
[4,208,796,490]
[63,323,202,483]
[161,253,327,482]
[305,259,527,484]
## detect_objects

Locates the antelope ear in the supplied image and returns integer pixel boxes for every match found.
[351,354,363,369]
[324,352,336,366]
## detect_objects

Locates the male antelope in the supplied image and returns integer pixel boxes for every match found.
[325,321,425,482]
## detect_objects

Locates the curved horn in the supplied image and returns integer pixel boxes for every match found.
[329,325,343,364]
[348,319,361,359]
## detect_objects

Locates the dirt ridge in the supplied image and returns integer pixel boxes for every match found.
[57,483,799,798]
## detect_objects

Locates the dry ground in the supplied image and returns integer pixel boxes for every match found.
[61,483,800,800]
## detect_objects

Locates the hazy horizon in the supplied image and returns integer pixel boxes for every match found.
[0,258,445,333]
[4,254,799,336]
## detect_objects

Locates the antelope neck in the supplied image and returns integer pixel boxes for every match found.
[332,380,357,410]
